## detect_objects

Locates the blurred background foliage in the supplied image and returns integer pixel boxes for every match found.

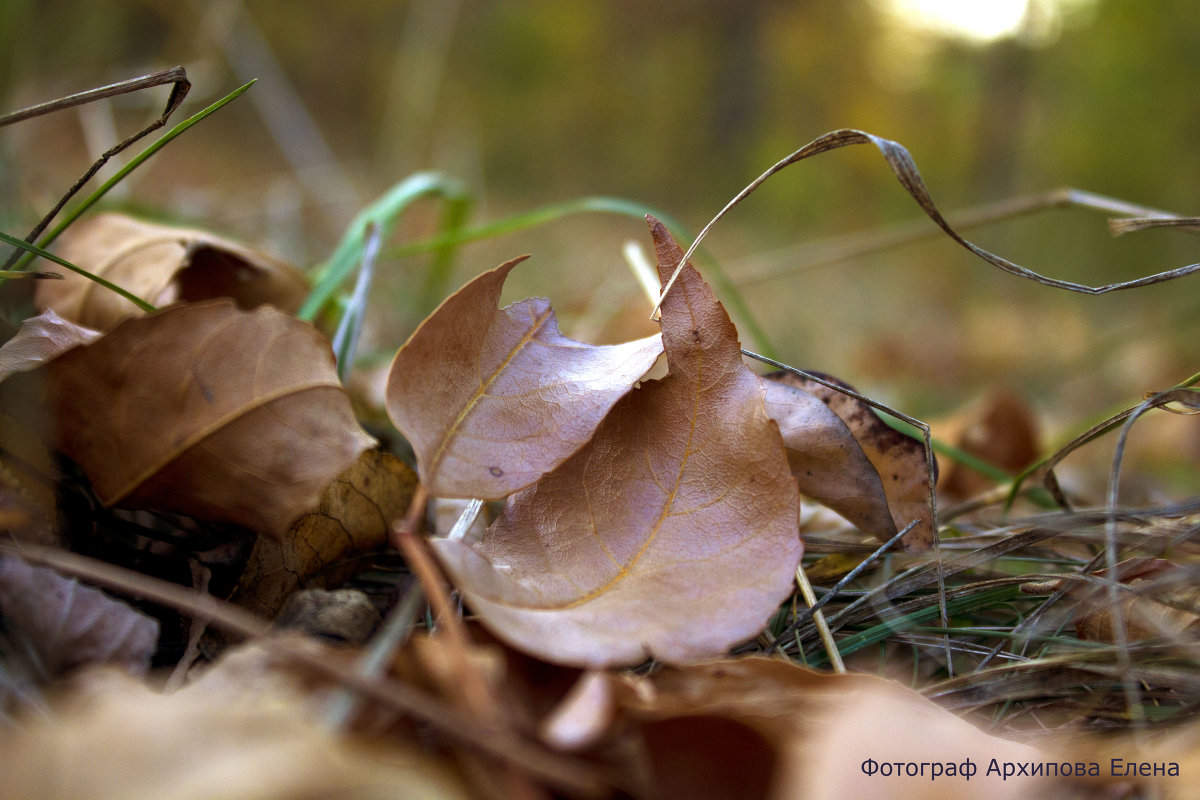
[1,0,1198,486]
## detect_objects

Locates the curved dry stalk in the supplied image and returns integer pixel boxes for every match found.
[0,67,191,270]
[652,129,1200,315]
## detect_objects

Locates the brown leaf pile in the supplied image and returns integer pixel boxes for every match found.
[38,212,309,330]
[0,209,990,799]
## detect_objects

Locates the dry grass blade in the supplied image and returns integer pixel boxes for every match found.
[738,186,1183,287]
[1008,370,1200,510]
[0,67,191,270]
[1109,216,1200,235]
[654,129,1200,313]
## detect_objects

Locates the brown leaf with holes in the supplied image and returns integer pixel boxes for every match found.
[37,212,309,330]
[765,370,935,552]
[227,449,418,622]
[614,657,1057,800]
[385,256,663,499]
[761,376,896,541]
[430,218,801,667]
[22,299,373,538]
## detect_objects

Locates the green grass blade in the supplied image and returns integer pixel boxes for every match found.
[806,584,1023,667]
[9,80,256,274]
[298,172,471,322]
[331,222,382,383]
[385,195,775,355]
[420,190,473,315]
[0,231,156,313]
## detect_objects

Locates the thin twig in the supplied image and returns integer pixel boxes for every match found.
[1,542,608,797]
[1,67,190,270]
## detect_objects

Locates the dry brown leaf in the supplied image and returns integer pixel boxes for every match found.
[0,310,103,530]
[0,663,470,800]
[0,309,100,383]
[617,657,1060,800]
[0,555,158,679]
[766,370,935,551]
[37,212,309,330]
[938,387,1040,500]
[227,449,418,621]
[761,375,897,540]
[1071,559,1200,643]
[25,299,373,538]
[430,218,801,667]
[385,256,663,499]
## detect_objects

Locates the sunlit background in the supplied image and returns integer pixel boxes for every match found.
[1,0,1198,487]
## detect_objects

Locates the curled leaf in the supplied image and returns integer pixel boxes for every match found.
[617,657,1052,800]
[31,300,373,538]
[386,257,663,499]
[761,376,896,541]
[0,309,100,383]
[765,370,935,552]
[431,219,801,667]
[38,212,309,330]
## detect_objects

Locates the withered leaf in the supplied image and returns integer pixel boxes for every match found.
[1073,558,1200,643]
[385,256,663,499]
[937,387,1040,500]
[228,449,419,621]
[0,312,87,528]
[618,658,1052,800]
[36,300,374,538]
[431,218,801,667]
[765,370,935,552]
[0,309,100,383]
[761,376,896,541]
[0,665,471,800]
[38,212,309,330]
[0,555,158,678]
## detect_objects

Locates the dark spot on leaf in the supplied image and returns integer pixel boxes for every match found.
[489,466,504,477]
[690,329,701,343]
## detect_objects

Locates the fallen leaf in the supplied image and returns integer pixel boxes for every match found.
[765,370,935,552]
[617,657,1058,800]
[37,212,309,330]
[385,256,663,499]
[1072,559,1200,643]
[430,218,802,667]
[937,387,1040,500]
[20,299,373,538]
[0,309,100,383]
[226,448,418,621]
[0,663,471,800]
[0,555,158,680]
[761,375,897,541]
